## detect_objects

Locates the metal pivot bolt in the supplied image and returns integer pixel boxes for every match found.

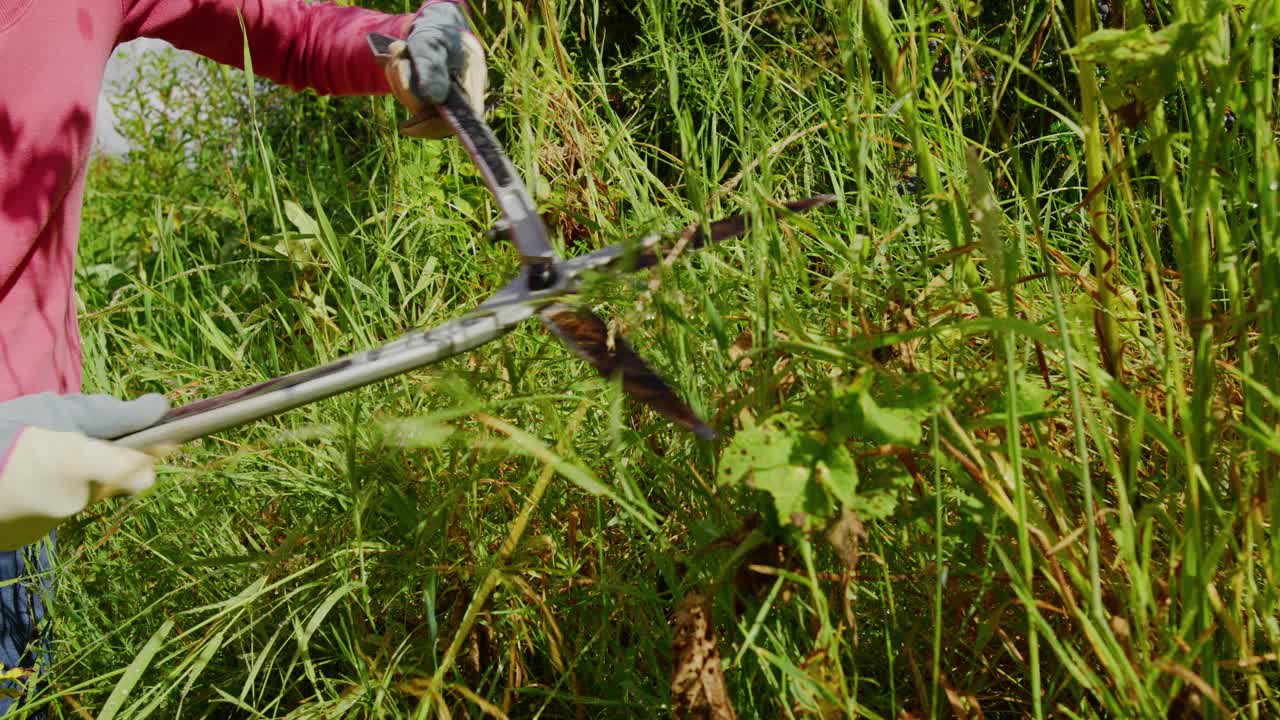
[527,262,556,291]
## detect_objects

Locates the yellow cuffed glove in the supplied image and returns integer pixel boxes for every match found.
[0,392,170,551]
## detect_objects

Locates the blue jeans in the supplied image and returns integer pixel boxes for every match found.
[0,536,53,718]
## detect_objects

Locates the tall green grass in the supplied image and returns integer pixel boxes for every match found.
[10,0,1280,717]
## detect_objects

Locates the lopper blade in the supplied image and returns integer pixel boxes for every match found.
[557,195,839,280]
[536,194,839,441]
[629,194,839,270]
[538,303,716,441]
[632,194,838,270]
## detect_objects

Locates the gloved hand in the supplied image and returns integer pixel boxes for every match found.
[387,0,488,139]
[0,392,170,551]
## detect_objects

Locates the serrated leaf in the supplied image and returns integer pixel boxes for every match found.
[718,414,835,530]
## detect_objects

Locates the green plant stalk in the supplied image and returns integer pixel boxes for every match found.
[861,0,992,318]
[1211,185,1254,708]
[1254,18,1274,717]
[1004,293,1043,713]
[932,411,943,719]
[1106,146,1175,678]
[1111,8,1198,515]
[1114,0,1186,682]
[875,531,900,710]
[1019,149,1105,647]
[236,14,287,251]
[1170,0,1222,693]
[1250,6,1280,713]
[843,0,874,257]
[1130,2,1211,684]
[1170,6,1217,459]
[1251,0,1280,545]
[1072,0,1129,481]
[413,410,584,719]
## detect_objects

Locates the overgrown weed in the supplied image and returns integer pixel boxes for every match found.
[15,0,1280,717]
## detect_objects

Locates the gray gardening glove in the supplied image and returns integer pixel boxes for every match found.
[0,392,170,551]
[384,1,487,139]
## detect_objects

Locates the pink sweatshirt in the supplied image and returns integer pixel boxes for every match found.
[0,1,418,403]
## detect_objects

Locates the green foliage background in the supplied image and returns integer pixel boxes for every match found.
[17,0,1280,717]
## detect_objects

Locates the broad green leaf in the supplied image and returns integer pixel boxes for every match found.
[878,373,948,419]
[849,491,897,520]
[276,200,320,264]
[966,146,1009,287]
[828,372,945,448]
[978,371,1056,426]
[855,386,916,443]
[815,444,858,508]
[759,461,825,529]
[717,412,805,488]
[1069,17,1223,114]
[284,199,319,238]
[719,415,840,530]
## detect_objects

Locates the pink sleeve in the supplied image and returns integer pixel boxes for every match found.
[118,0,419,96]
